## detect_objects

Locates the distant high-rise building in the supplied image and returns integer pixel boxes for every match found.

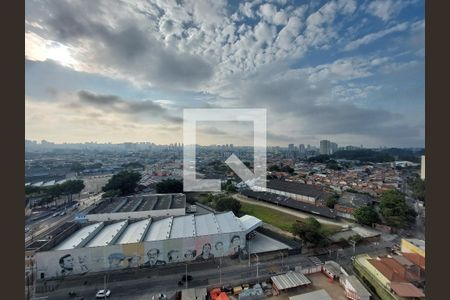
[330,142,338,154]
[299,144,305,153]
[320,140,331,155]
[421,155,425,180]
[288,144,294,151]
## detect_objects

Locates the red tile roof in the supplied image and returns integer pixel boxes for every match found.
[402,252,425,270]
[368,258,407,282]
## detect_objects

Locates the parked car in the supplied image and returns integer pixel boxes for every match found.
[152,293,166,300]
[181,275,193,282]
[95,289,111,298]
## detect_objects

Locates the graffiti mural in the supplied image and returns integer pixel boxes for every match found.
[59,254,74,276]
[143,248,166,267]
[78,255,89,273]
[195,243,214,261]
[35,232,247,279]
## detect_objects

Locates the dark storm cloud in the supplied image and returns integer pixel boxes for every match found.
[28,0,214,90]
[77,90,165,115]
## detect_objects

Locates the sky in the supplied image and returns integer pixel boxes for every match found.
[25,0,424,147]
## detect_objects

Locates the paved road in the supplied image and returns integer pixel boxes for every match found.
[26,194,103,245]
[233,194,350,227]
[35,239,394,300]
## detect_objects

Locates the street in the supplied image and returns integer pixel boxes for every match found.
[34,239,394,300]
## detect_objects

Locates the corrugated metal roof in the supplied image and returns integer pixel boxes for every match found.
[54,223,103,250]
[85,220,128,247]
[239,215,262,232]
[347,275,371,297]
[144,217,173,241]
[195,213,220,236]
[115,219,151,244]
[215,212,244,233]
[170,215,196,238]
[271,271,311,290]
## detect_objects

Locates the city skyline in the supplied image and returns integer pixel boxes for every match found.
[26,0,424,147]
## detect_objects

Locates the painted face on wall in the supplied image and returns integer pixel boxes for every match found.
[147,248,159,263]
[127,255,140,268]
[215,242,224,255]
[146,248,166,266]
[59,254,74,272]
[231,236,241,248]
[203,244,211,255]
[184,250,196,260]
[108,253,125,268]
[167,250,181,263]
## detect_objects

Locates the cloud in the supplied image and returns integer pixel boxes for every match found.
[365,0,418,22]
[344,22,409,51]
[24,0,424,147]
[26,0,214,90]
[77,90,166,115]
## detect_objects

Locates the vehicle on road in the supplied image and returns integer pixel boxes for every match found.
[152,293,167,300]
[95,289,111,298]
[68,291,77,297]
[181,274,193,282]
[52,212,59,217]
[60,211,66,216]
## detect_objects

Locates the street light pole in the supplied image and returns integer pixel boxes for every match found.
[185,263,188,289]
[104,274,106,300]
[248,239,251,267]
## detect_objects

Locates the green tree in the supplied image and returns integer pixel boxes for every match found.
[43,184,63,206]
[25,185,41,195]
[102,189,120,199]
[268,165,281,172]
[103,170,141,196]
[379,190,417,228]
[353,206,380,226]
[222,180,236,192]
[281,165,295,174]
[60,180,85,203]
[155,179,183,193]
[326,194,339,208]
[215,197,241,215]
[409,177,425,202]
[292,217,325,246]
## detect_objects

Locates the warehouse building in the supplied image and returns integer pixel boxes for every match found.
[85,193,186,221]
[241,189,336,219]
[33,212,262,279]
[252,180,330,205]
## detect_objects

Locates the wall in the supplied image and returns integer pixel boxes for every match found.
[85,208,185,222]
[35,231,247,279]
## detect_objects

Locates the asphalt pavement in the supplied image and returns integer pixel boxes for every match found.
[34,239,394,300]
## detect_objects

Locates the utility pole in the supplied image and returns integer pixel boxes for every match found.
[219,258,222,285]
[185,263,188,289]
[248,240,251,267]
[255,254,259,278]
[104,274,106,300]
